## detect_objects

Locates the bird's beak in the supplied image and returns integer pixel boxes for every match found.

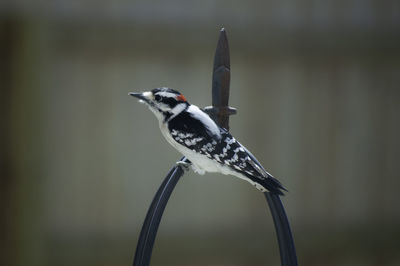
[129,92,150,103]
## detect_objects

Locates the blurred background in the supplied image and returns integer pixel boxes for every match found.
[1,0,400,265]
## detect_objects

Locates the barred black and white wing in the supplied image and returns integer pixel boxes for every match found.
[167,106,286,195]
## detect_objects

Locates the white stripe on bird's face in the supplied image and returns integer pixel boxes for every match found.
[154,91,179,98]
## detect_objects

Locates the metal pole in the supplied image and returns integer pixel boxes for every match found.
[132,157,189,266]
[265,193,298,266]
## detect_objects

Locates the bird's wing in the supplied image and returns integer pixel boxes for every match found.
[168,110,221,152]
[168,111,286,194]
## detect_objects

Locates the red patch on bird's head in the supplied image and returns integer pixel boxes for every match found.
[176,94,187,102]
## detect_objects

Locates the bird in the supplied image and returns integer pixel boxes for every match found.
[129,87,286,195]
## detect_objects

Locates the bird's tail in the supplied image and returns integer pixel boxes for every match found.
[263,175,287,196]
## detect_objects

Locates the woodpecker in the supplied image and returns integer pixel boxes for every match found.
[129,87,286,195]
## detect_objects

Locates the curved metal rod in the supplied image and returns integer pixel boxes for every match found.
[132,157,189,266]
[247,145,298,266]
[247,148,297,266]
[265,192,298,266]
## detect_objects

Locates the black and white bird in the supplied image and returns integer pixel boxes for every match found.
[129,87,286,195]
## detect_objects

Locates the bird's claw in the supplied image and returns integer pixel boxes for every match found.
[176,161,191,172]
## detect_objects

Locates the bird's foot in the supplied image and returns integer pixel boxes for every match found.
[176,161,191,172]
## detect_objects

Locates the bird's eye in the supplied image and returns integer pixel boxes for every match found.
[154,95,161,101]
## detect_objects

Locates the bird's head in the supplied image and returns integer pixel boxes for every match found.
[129,87,189,122]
